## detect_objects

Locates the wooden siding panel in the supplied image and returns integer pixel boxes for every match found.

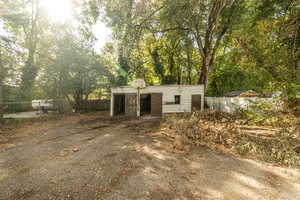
[151,93,162,116]
[125,94,137,117]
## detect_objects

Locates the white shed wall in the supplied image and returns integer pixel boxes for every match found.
[111,85,204,115]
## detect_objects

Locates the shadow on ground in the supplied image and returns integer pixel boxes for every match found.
[0,114,299,200]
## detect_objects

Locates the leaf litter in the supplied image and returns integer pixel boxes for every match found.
[160,110,300,167]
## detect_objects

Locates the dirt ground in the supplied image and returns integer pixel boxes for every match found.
[0,113,300,200]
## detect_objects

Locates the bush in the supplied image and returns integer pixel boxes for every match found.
[4,102,32,113]
[237,99,300,127]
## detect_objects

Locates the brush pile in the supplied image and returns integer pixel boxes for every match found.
[161,110,300,167]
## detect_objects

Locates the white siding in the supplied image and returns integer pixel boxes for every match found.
[205,97,282,114]
[110,95,114,117]
[111,85,204,114]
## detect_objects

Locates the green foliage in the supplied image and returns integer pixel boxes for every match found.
[238,99,300,127]
[206,64,265,96]
[239,103,275,126]
[117,53,130,85]
[149,47,164,82]
[42,31,113,112]
[0,0,299,117]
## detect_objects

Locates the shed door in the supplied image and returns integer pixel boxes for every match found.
[192,95,202,111]
[151,93,162,116]
[125,94,137,117]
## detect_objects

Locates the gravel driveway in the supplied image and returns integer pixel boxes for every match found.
[0,114,300,200]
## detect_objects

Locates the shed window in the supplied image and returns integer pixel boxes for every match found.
[175,95,181,104]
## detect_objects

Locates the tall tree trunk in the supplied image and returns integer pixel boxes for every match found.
[186,46,192,84]
[168,53,176,83]
[21,0,39,100]
[21,53,37,99]
[194,0,239,91]
[293,16,299,80]
[0,49,4,123]
[0,78,3,123]
[74,95,81,113]
[199,56,209,90]
[177,66,181,84]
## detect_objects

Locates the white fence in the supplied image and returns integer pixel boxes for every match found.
[205,97,282,114]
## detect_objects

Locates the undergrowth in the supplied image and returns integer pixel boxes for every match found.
[161,110,300,167]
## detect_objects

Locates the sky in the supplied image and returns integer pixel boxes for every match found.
[40,0,112,51]
[0,19,7,37]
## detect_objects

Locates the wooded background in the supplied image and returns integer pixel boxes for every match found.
[0,0,299,119]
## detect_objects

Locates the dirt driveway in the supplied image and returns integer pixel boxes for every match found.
[4,112,42,119]
[0,114,300,200]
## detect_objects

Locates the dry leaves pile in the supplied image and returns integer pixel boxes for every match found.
[161,110,300,167]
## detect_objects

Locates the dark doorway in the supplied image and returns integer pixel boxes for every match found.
[140,94,151,115]
[192,95,202,111]
[114,94,125,115]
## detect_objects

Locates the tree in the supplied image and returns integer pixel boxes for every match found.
[0,0,24,121]
[3,0,48,100]
[233,0,300,95]
[0,34,20,122]
[158,0,244,89]
[94,0,245,89]
[0,42,3,122]
[1,0,297,117]
[19,0,43,99]
[42,31,113,112]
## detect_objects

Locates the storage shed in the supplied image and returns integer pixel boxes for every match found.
[110,85,204,117]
